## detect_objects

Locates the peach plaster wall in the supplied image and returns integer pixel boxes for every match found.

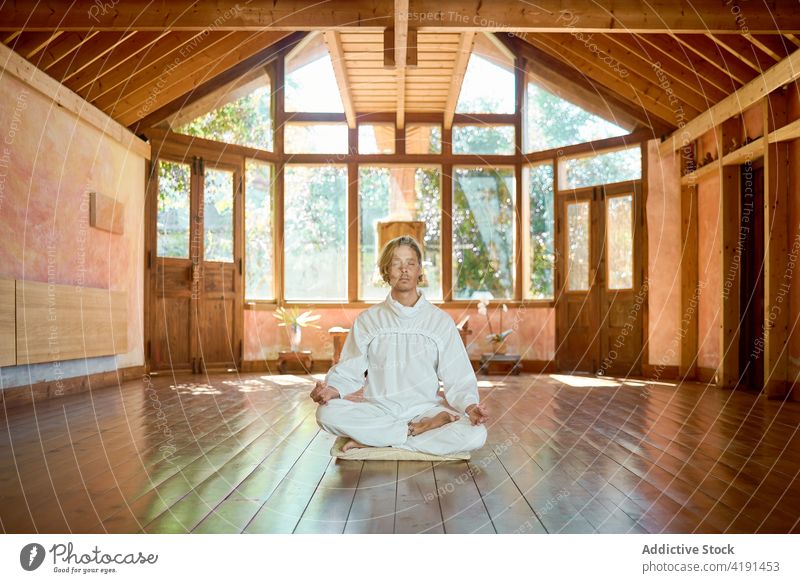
[646,140,681,368]
[244,302,555,363]
[0,73,146,388]
[696,173,722,370]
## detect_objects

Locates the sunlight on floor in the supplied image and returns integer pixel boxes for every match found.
[170,382,223,395]
[549,374,621,388]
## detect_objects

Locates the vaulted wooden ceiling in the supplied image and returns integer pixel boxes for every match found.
[1,1,798,137]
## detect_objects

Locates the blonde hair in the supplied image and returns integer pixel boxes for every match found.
[378,235,427,285]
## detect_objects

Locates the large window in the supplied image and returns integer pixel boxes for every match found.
[283,165,348,301]
[453,125,515,155]
[285,123,348,154]
[526,80,627,153]
[561,146,642,190]
[245,160,274,300]
[156,160,191,259]
[174,79,273,151]
[452,167,515,299]
[359,166,442,301]
[456,52,515,114]
[526,163,555,300]
[285,32,344,113]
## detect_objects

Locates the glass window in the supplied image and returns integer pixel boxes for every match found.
[406,124,441,154]
[359,166,442,301]
[452,125,515,155]
[359,123,395,155]
[156,160,191,259]
[561,146,641,190]
[526,80,627,153]
[607,194,634,290]
[245,160,274,300]
[526,163,555,299]
[285,123,348,154]
[284,165,348,300]
[203,168,234,262]
[285,32,344,113]
[567,201,590,291]
[456,53,515,114]
[174,81,273,151]
[452,167,515,299]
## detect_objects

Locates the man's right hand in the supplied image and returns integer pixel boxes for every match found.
[310,380,340,405]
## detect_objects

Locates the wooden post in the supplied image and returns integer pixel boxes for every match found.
[679,140,699,380]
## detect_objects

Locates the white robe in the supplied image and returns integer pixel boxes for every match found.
[317,288,487,455]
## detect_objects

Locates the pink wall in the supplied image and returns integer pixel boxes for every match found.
[0,73,146,377]
[646,140,681,368]
[244,303,555,362]
[697,173,721,370]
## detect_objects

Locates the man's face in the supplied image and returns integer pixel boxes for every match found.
[388,245,422,292]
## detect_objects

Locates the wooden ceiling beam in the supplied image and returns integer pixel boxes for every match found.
[660,48,800,155]
[784,34,800,50]
[704,33,779,73]
[443,32,474,130]
[324,31,357,128]
[746,34,793,61]
[8,31,62,59]
[608,34,727,104]
[33,32,96,72]
[45,32,133,83]
[134,32,303,131]
[110,32,285,126]
[631,34,741,96]
[3,1,800,32]
[668,33,756,86]
[526,33,699,127]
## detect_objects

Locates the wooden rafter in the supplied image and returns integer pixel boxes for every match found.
[668,33,755,86]
[704,33,777,73]
[394,0,408,129]
[784,34,800,49]
[9,31,62,58]
[3,1,800,33]
[324,31,357,128]
[528,33,699,126]
[443,32,474,130]
[745,34,791,62]
[45,32,133,83]
[631,34,740,96]
[660,47,800,155]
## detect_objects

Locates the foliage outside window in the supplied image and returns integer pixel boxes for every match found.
[245,160,274,300]
[452,125,515,155]
[203,168,235,262]
[526,81,627,153]
[359,166,442,301]
[452,167,515,299]
[175,85,273,151]
[156,160,191,259]
[561,146,642,190]
[456,53,515,114]
[526,163,555,300]
[284,165,348,301]
[285,34,345,113]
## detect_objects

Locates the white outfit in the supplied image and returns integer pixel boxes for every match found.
[316,288,487,456]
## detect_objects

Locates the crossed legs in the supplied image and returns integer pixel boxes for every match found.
[315,399,487,456]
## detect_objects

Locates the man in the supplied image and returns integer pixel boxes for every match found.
[310,235,489,456]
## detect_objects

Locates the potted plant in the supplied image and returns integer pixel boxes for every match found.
[477,297,513,354]
[273,306,322,352]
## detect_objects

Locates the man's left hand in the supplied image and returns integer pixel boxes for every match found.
[465,403,489,425]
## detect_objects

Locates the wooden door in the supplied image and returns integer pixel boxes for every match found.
[556,181,643,375]
[597,182,643,376]
[147,156,242,373]
[556,187,599,373]
[196,160,242,372]
[149,158,195,372]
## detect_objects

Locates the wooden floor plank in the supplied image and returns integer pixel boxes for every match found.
[1,372,798,533]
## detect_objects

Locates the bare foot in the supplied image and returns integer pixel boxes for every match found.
[342,438,370,452]
[408,411,460,436]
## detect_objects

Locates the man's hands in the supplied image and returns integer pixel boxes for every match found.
[465,403,489,425]
[310,380,340,405]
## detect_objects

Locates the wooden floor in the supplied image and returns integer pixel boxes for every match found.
[1,372,798,534]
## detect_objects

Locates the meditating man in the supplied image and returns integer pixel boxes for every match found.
[310,235,489,456]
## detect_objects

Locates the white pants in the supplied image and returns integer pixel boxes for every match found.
[315,399,487,456]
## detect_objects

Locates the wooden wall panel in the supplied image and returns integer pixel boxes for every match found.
[16,280,127,365]
[0,279,15,367]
